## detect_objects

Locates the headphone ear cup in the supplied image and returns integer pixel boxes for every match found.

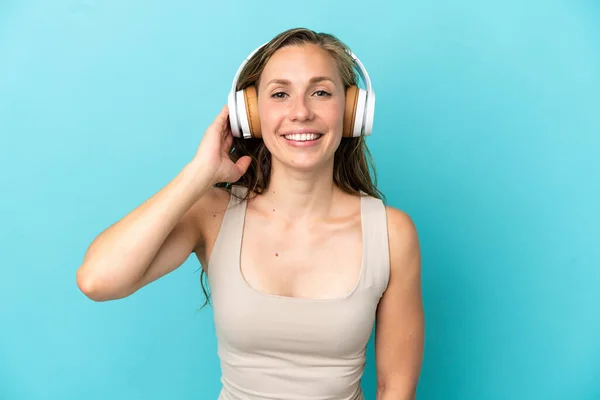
[228,90,241,138]
[233,86,261,139]
[243,85,262,138]
[343,86,367,138]
[343,86,359,138]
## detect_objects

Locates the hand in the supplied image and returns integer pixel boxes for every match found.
[193,105,252,185]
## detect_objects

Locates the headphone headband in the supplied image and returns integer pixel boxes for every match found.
[230,42,267,94]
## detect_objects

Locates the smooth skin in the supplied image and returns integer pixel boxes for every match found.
[76,43,424,400]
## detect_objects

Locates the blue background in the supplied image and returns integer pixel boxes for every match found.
[1,1,599,399]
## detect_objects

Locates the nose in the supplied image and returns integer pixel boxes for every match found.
[289,94,314,122]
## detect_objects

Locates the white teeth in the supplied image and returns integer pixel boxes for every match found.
[284,133,321,141]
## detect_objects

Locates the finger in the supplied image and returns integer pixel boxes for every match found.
[222,130,233,151]
[214,104,229,127]
[222,116,233,140]
[235,155,252,175]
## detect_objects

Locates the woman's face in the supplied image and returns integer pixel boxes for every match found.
[257,43,346,172]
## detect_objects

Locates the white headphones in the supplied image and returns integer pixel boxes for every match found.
[227,42,375,139]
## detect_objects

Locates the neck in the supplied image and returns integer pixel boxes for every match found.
[259,160,339,222]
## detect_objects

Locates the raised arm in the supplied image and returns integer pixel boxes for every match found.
[76,105,250,301]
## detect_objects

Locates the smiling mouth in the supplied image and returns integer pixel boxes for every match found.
[282,133,323,141]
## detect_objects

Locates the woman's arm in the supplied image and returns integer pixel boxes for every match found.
[76,161,215,302]
[76,105,251,302]
[375,207,425,400]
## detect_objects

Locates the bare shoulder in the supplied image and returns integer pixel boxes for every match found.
[385,206,421,275]
[193,186,232,216]
[385,206,419,244]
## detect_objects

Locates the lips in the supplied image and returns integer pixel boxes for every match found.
[279,128,324,142]
[283,132,323,141]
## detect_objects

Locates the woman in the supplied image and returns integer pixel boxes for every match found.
[76,27,424,400]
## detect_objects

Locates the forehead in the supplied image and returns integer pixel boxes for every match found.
[260,44,341,84]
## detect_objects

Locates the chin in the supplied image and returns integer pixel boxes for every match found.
[264,132,340,172]
[277,154,334,173]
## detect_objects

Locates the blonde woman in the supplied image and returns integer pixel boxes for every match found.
[77,27,424,400]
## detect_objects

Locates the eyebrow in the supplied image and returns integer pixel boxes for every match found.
[265,76,336,86]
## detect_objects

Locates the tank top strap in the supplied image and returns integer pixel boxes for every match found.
[222,184,248,235]
[206,185,248,279]
[229,184,249,206]
[356,193,391,297]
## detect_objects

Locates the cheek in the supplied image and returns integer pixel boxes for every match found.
[325,99,346,132]
[258,95,277,115]
[257,100,277,147]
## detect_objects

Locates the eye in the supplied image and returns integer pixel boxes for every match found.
[271,91,288,99]
[313,90,331,97]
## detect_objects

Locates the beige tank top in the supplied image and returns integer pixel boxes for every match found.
[207,185,390,400]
